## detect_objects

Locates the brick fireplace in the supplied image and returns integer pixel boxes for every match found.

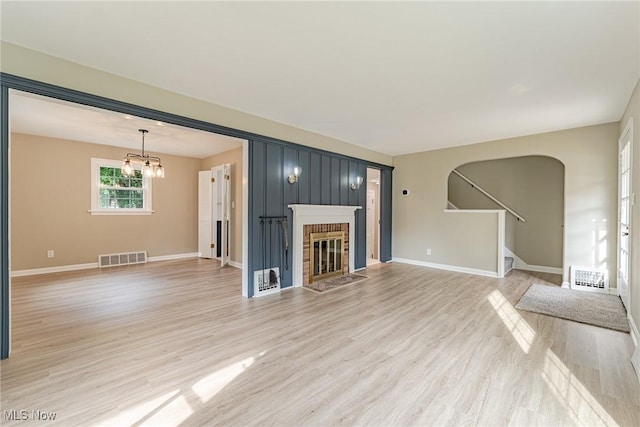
[288,204,362,287]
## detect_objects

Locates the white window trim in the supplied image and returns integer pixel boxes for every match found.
[89,158,153,215]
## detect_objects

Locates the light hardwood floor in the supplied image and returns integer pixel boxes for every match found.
[1,259,639,426]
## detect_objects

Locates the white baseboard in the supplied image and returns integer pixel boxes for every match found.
[11,252,200,277]
[10,262,98,277]
[227,260,243,269]
[526,265,564,275]
[392,257,498,278]
[148,252,199,262]
[195,254,242,269]
[503,248,563,275]
[630,314,640,385]
[630,313,639,348]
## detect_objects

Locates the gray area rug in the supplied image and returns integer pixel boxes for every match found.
[516,284,630,333]
[303,273,367,293]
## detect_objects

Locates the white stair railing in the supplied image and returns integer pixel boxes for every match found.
[452,169,526,223]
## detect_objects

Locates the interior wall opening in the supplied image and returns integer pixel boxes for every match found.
[9,89,247,274]
[447,155,565,274]
[7,88,249,356]
[366,167,381,266]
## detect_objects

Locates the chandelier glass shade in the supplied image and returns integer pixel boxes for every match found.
[121,129,165,178]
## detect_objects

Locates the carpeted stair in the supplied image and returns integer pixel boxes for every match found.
[504,256,514,274]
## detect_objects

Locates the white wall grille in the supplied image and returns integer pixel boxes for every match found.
[570,266,609,294]
[254,267,281,297]
[98,251,147,268]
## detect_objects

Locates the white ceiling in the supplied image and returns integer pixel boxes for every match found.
[9,91,244,158]
[2,1,639,156]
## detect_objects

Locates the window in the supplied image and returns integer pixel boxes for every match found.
[90,158,153,215]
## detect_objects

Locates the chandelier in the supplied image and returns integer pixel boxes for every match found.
[121,129,165,178]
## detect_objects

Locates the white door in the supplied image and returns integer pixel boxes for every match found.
[198,170,214,258]
[212,166,222,261]
[367,190,375,259]
[221,163,231,267]
[211,164,231,266]
[618,120,633,310]
[199,164,231,264]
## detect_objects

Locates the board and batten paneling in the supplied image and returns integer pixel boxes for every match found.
[248,138,392,296]
[380,168,393,262]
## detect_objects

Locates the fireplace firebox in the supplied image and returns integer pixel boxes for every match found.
[309,231,345,283]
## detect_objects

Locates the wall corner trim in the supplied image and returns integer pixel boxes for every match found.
[11,262,98,277]
[228,260,243,269]
[11,252,200,277]
[629,314,640,385]
[630,313,639,348]
[504,247,563,275]
[147,253,199,262]
[392,257,499,278]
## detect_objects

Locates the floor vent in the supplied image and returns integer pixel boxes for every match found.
[98,251,147,268]
[254,267,281,297]
[570,266,609,294]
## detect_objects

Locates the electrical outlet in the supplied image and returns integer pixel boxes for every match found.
[47,250,55,258]
[427,248,432,256]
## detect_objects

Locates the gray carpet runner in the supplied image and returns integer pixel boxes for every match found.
[504,256,514,273]
[516,284,629,332]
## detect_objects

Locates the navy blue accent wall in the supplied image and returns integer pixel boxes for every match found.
[379,168,393,262]
[247,139,390,296]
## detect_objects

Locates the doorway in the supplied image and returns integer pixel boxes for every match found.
[198,163,231,266]
[366,168,381,266]
[618,118,633,311]
[4,88,249,360]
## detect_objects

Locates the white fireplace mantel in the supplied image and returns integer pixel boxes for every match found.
[288,204,362,287]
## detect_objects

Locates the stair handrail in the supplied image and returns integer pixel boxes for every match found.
[452,169,526,223]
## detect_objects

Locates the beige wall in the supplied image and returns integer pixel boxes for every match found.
[448,156,564,268]
[393,123,618,282]
[201,147,243,264]
[10,133,201,271]
[620,78,640,333]
[1,42,392,166]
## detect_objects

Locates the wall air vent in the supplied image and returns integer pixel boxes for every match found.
[570,266,609,294]
[98,251,147,268]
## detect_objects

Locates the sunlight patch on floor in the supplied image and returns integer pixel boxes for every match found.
[141,394,193,426]
[91,351,266,427]
[542,348,618,426]
[487,289,536,353]
[192,354,258,403]
[92,390,181,427]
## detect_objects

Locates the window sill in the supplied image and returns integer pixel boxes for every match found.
[88,209,154,216]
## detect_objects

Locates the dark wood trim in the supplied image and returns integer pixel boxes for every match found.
[1,85,9,359]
